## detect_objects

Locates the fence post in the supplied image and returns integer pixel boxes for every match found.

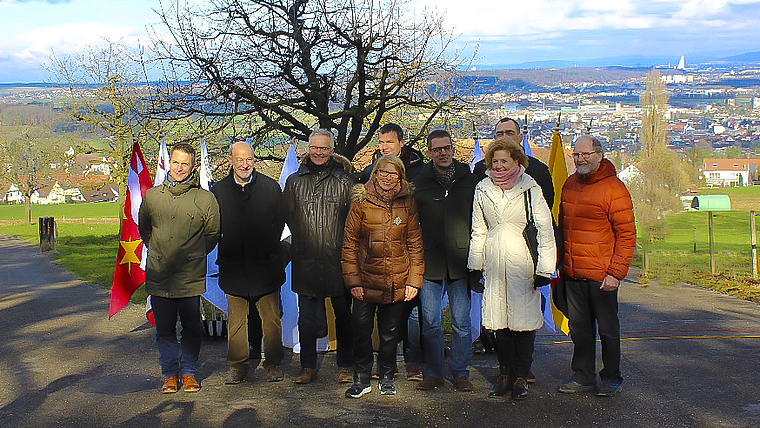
[693,227,697,253]
[751,210,757,280]
[708,211,715,275]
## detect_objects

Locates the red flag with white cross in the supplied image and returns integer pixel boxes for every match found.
[109,141,153,320]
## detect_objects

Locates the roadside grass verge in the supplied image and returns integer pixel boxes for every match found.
[0,221,147,301]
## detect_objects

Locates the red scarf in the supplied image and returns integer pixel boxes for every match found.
[490,165,521,190]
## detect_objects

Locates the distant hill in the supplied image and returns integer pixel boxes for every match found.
[718,51,760,62]
[459,67,650,86]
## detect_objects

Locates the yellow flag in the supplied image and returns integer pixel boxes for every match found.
[547,129,570,335]
[547,129,568,223]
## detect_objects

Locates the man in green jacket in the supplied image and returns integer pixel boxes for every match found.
[138,142,220,394]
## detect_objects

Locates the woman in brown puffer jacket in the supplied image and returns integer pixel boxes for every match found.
[341,155,424,398]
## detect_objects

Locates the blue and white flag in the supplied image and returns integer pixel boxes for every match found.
[277,145,304,349]
[470,137,482,172]
[540,284,555,333]
[154,138,170,186]
[199,138,227,313]
[521,134,532,157]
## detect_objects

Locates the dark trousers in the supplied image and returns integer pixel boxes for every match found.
[565,278,622,385]
[297,292,353,369]
[494,329,535,378]
[351,298,406,383]
[151,295,204,376]
[400,296,425,365]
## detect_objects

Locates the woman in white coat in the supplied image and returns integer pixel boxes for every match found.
[467,139,556,399]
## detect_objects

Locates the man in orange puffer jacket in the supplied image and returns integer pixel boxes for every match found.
[557,135,636,398]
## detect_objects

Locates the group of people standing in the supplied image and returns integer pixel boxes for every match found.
[136,117,636,401]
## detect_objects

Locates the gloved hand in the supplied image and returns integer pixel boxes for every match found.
[468,270,484,293]
[533,275,551,289]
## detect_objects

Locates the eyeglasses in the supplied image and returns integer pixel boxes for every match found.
[429,145,453,154]
[572,151,600,159]
[377,170,400,179]
[309,146,332,153]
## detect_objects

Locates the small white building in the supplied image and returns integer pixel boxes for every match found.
[30,182,66,205]
[63,187,86,203]
[3,184,25,204]
[618,164,643,186]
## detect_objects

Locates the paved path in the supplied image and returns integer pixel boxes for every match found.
[1,234,759,427]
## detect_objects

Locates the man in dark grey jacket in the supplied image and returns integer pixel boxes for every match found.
[211,141,286,385]
[283,129,357,384]
[139,142,220,394]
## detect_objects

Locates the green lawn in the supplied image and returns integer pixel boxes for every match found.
[0,202,120,221]
[638,210,760,302]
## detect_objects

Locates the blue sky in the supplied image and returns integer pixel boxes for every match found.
[1,0,759,82]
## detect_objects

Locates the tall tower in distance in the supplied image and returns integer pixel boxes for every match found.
[677,55,686,70]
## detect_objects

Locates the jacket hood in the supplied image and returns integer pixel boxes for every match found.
[164,171,200,196]
[332,153,353,173]
[297,155,348,175]
[579,158,617,184]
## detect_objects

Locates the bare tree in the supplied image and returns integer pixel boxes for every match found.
[47,41,158,208]
[151,0,467,160]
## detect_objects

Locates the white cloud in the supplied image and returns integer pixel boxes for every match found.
[1,22,149,66]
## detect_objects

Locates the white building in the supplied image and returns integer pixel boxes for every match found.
[702,158,759,187]
[3,184,24,204]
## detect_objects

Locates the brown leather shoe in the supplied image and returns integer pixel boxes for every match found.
[225,368,247,385]
[453,375,474,392]
[417,375,445,390]
[182,374,201,392]
[161,375,179,394]
[264,365,284,382]
[406,365,423,382]
[294,368,318,384]
[337,367,353,384]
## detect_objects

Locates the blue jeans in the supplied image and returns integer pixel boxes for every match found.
[152,295,204,376]
[420,277,471,378]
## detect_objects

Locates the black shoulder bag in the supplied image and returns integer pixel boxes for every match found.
[522,189,539,269]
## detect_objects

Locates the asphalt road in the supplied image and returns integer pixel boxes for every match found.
[1,234,759,427]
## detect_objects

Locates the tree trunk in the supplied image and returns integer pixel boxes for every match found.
[24,198,31,225]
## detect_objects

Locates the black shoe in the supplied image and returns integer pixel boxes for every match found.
[596,380,622,397]
[345,383,371,398]
[511,377,528,400]
[379,378,397,395]
[488,374,512,398]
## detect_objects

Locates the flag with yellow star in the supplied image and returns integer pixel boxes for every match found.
[109,142,153,320]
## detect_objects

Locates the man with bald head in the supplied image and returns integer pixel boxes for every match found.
[211,141,287,384]
[557,135,635,397]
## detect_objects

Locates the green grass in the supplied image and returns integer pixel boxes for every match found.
[637,210,760,302]
[0,202,119,221]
